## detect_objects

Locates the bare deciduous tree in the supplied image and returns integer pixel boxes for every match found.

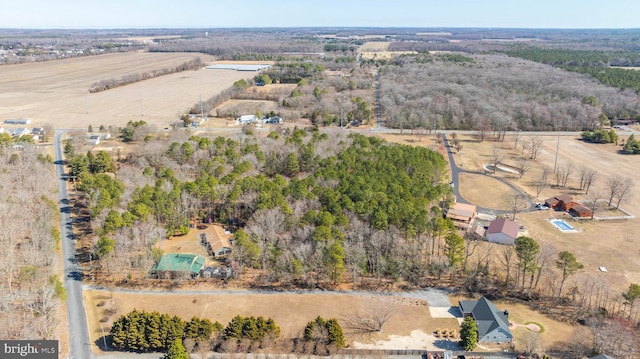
[491,145,502,174]
[584,168,598,194]
[613,177,634,209]
[510,192,527,221]
[561,161,574,188]
[606,175,624,207]
[587,190,603,220]
[517,156,529,179]
[522,330,542,354]
[500,245,516,288]
[529,136,544,160]
[343,298,397,335]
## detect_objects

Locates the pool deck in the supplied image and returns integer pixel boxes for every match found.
[549,218,580,233]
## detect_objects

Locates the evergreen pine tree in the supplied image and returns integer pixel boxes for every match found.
[224,315,244,341]
[326,319,345,349]
[164,338,188,359]
[459,316,478,351]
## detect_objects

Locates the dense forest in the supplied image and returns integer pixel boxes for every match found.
[378,53,640,131]
[0,146,63,340]
[504,47,640,93]
[72,129,453,285]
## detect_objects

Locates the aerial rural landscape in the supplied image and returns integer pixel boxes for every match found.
[2,3,640,359]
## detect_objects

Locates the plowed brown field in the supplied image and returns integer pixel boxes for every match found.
[0,52,255,128]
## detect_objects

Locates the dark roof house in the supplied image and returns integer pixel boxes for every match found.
[459,297,513,343]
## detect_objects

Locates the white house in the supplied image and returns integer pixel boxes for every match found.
[486,218,519,245]
[236,115,257,125]
[88,135,100,145]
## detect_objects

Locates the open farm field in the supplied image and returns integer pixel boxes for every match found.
[359,41,391,51]
[0,52,255,129]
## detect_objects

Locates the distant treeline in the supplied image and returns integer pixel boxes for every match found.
[505,48,640,92]
[89,57,203,93]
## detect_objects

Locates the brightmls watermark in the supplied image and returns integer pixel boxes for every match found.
[0,340,58,358]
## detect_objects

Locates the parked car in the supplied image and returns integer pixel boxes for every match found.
[535,203,549,210]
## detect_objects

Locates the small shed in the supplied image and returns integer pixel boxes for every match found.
[151,254,205,279]
[486,218,519,245]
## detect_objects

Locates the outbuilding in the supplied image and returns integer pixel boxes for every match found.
[445,202,477,229]
[151,254,205,279]
[486,218,519,245]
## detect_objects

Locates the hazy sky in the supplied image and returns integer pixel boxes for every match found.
[1,0,638,29]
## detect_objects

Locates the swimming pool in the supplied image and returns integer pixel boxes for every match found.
[550,219,575,232]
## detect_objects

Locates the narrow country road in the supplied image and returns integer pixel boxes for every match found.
[54,130,93,359]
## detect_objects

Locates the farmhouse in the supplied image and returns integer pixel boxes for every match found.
[236,115,257,125]
[486,218,519,245]
[151,253,205,279]
[210,236,233,257]
[445,202,477,229]
[458,297,513,343]
[544,194,573,210]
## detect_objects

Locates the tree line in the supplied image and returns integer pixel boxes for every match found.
[0,146,63,340]
[505,47,640,93]
[110,309,344,356]
[89,57,203,93]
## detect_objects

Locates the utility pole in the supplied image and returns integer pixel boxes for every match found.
[554,127,560,173]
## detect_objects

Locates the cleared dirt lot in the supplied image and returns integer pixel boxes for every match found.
[0,52,256,129]
[85,289,459,353]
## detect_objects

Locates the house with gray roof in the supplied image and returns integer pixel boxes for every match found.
[458,297,513,343]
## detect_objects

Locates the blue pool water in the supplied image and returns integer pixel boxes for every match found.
[551,219,574,231]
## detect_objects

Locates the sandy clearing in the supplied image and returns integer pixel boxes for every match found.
[85,289,460,354]
[0,52,257,129]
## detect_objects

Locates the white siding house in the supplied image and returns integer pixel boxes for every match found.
[486,218,519,245]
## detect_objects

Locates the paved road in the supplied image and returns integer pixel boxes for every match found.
[441,133,535,215]
[54,130,93,359]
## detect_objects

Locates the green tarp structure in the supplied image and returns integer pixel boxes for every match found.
[152,253,205,275]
